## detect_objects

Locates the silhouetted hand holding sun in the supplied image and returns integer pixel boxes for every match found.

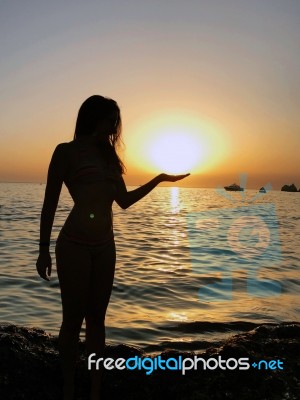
[159,173,190,182]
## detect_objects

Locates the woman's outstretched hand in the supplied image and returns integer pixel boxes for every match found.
[159,173,190,183]
[36,251,52,281]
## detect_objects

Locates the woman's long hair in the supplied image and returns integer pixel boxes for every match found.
[74,95,125,174]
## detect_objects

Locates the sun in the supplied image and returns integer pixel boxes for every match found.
[125,110,227,175]
[147,130,202,174]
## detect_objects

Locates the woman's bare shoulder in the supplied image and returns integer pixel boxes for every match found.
[54,141,76,155]
[56,141,83,173]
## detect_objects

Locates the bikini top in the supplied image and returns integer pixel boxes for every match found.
[65,143,121,189]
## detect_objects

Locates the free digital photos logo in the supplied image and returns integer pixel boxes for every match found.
[187,174,282,301]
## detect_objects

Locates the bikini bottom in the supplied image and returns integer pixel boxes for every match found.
[56,226,114,248]
[55,227,116,276]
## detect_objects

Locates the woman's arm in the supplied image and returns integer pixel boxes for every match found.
[114,173,190,209]
[36,143,66,280]
[39,144,66,243]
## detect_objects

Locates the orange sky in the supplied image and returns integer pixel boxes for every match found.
[0,1,299,189]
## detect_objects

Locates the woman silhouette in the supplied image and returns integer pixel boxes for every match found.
[36,95,189,400]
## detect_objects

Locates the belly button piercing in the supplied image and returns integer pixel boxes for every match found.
[89,213,95,219]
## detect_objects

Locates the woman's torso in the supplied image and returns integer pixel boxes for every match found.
[61,139,120,243]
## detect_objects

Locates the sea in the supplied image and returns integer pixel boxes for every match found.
[0,182,299,354]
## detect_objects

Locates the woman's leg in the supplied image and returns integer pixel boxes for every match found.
[85,240,116,400]
[55,235,92,400]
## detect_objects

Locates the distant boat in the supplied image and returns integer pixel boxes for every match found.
[224,183,244,191]
[259,187,266,193]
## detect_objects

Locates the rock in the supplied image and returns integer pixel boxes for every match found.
[0,322,299,400]
[281,184,298,192]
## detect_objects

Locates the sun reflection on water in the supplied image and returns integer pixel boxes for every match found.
[168,312,188,322]
[170,187,180,214]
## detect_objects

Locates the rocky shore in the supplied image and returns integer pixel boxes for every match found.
[281,184,299,192]
[0,322,299,400]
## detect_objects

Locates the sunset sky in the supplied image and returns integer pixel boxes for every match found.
[0,0,299,189]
